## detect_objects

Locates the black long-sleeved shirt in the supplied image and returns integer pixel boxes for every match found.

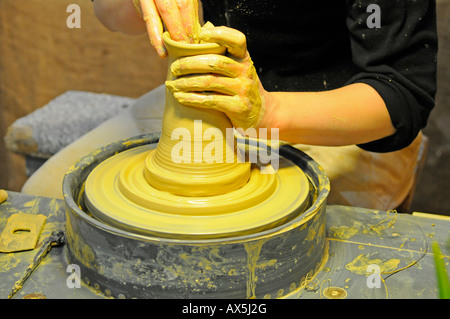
[201,0,438,152]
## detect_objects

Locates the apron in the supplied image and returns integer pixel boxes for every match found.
[292,131,424,211]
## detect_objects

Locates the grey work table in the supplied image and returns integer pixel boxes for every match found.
[0,191,448,299]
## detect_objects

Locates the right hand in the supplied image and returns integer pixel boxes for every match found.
[138,0,200,57]
[165,25,268,131]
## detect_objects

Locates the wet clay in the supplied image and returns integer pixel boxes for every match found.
[84,144,309,238]
[83,32,311,238]
[146,33,252,197]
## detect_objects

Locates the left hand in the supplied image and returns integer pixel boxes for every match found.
[138,0,200,57]
[165,25,268,130]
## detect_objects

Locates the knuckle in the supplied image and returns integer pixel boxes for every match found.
[157,0,173,15]
[236,32,247,47]
[207,55,223,67]
[201,75,214,87]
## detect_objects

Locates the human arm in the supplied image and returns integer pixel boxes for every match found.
[343,0,437,151]
[264,83,395,146]
[166,26,396,146]
[168,0,437,150]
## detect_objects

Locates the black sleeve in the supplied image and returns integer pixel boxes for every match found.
[345,0,438,152]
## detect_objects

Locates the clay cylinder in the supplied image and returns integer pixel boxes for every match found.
[144,33,251,197]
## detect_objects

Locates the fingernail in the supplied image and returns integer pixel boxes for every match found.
[156,45,167,58]
[170,61,179,76]
[165,80,178,91]
[165,80,173,89]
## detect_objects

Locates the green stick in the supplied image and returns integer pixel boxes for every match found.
[432,241,450,299]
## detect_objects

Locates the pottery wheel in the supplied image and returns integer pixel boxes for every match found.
[62,30,328,300]
[83,144,310,239]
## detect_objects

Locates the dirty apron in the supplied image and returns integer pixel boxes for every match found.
[292,132,423,211]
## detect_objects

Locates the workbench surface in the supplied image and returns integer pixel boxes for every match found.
[0,191,448,299]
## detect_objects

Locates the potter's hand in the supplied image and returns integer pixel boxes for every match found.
[166,25,267,130]
[138,0,200,57]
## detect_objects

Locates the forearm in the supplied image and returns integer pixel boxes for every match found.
[260,83,396,146]
[93,0,146,35]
